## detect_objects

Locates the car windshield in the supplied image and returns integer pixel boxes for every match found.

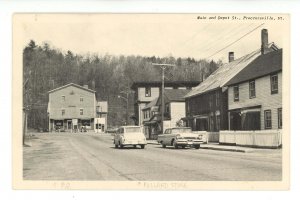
[171,128,192,133]
[125,127,141,133]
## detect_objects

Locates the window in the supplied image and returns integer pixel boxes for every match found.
[249,80,256,98]
[264,110,272,129]
[80,96,83,102]
[145,87,151,97]
[233,85,239,101]
[165,103,170,113]
[271,74,278,94]
[216,92,220,106]
[278,108,282,129]
[62,95,65,101]
[80,109,83,115]
[62,109,65,116]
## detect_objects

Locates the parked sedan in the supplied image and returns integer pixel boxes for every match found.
[113,126,147,149]
[157,127,204,149]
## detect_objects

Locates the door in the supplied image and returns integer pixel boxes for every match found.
[67,120,72,130]
[230,111,242,130]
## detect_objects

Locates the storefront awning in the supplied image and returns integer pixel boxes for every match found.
[241,108,261,114]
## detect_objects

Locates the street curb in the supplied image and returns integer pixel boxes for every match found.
[147,142,252,152]
[200,146,253,153]
[147,142,160,145]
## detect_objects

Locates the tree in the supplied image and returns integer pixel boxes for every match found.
[23,40,222,129]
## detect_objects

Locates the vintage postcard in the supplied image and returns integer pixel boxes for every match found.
[13,13,290,190]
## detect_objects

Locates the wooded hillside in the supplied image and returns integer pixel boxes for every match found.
[23,40,221,129]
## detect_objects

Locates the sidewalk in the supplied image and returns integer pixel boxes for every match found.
[147,140,280,153]
[200,143,255,153]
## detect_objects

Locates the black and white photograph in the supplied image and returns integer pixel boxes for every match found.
[12,13,289,190]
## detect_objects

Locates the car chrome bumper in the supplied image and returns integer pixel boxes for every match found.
[123,141,147,145]
[176,140,204,145]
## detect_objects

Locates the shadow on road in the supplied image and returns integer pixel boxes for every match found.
[153,146,200,150]
[109,146,146,150]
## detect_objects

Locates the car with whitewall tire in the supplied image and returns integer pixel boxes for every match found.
[157,127,204,149]
[114,126,147,149]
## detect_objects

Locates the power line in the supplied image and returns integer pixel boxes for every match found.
[183,23,250,58]
[179,23,212,47]
[205,23,265,59]
[194,23,245,52]
[202,23,255,52]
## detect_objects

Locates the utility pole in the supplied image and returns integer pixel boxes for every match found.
[23,78,29,146]
[118,90,133,125]
[152,63,175,134]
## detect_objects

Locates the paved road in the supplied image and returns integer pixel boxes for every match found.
[23,133,282,181]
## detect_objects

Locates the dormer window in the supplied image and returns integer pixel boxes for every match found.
[62,95,65,101]
[145,87,151,97]
[80,97,83,102]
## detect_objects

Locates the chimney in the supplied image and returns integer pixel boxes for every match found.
[261,29,268,54]
[83,84,88,89]
[228,52,234,62]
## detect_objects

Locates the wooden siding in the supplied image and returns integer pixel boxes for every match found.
[49,85,96,119]
[186,89,228,131]
[138,87,160,102]
[228,72,282,130]
[170,102,186,127]
[138,103,147,125]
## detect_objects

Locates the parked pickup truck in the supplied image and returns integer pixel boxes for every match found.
[157,127,205,149]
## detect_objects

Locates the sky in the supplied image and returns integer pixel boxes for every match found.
[20,14,286,63]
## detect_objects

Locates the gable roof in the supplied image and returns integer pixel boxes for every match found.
[142,89,190,111]
[185,43,279,98]
[48,83,96,94]
[164,89,191,103]
[225,49,282,86]
[143,97,159,110]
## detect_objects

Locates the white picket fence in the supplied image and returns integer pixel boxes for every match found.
[193,131,219,143]
[219,130,282,148]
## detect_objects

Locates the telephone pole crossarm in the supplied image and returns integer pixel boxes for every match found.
[151,63,176,134]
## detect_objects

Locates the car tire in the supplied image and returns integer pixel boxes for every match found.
[194,145,200,149]
[115,144,118,148]
[162,144,166,148]
[119,142,124,149]
[140,144,145,149]
[173,141,178,149]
